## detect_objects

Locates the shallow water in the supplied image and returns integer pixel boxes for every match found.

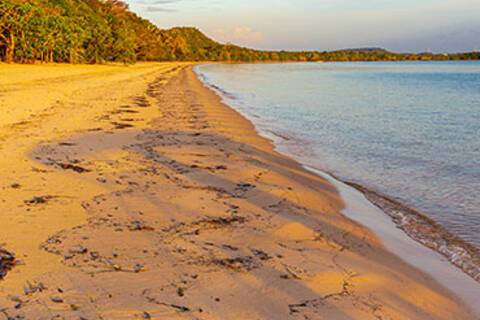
[195,61,480,248]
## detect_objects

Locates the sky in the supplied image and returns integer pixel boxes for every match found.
[125,0,480,53]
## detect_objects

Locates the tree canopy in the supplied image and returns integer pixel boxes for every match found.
[1,0,479,64]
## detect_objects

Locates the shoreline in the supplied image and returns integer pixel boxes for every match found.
[342,178,480,281]
[273,125,480,283]
[194,62,480,280]
[194,64,480,312]
[259,119,480,285]
[0,63,477,318]
[309,168,480,314]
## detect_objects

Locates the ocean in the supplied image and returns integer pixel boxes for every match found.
[195,61,480,264]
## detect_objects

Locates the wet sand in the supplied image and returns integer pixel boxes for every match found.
[0,63,477,319]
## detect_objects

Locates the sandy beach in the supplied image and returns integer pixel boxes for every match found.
[0,63,477,319]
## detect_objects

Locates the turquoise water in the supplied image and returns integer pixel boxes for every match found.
[195,61,480,248]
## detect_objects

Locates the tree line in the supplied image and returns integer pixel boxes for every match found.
[1,0,479,64]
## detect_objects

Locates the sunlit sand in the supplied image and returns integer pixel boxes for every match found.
[0,63,476,319]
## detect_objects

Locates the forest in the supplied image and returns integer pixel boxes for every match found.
[1,0,479,64]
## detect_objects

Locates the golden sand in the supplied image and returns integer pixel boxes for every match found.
[0,63,475,319]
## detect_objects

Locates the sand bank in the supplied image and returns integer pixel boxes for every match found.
[0,63,477,319]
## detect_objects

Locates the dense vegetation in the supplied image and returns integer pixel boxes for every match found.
[1,0,479,64]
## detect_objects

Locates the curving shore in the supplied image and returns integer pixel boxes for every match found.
[0,63,478,319]
[195,62,480,287]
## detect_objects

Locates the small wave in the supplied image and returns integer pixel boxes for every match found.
[194,68,237,100]
[266,130,292,141]
[209,84,237,100]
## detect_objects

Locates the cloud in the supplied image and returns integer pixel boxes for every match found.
[233,27,264,44]
[125,0,480,52]
[131,0,218,13]
[133,0,182,13]
[212,26,264,46]
[133,0,181,4]
[145,6,177,12]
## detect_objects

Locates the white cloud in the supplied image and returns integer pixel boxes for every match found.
[211,26,264,46]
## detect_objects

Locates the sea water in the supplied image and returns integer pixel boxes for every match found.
[195,61,480,251]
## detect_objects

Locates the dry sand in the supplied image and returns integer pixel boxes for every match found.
[0,63,476,319]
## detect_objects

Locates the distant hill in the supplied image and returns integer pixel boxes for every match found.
[1,0,479,64]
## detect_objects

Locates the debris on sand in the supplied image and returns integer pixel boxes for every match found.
[111,122,134,130]
[251,249,272,261]
[50,296,64,303]
[24,281,47,295]
[56,162,90,173]
[129,220,155,231]
[233,183,256,198]
[58,142,76,147]
[176,287,185,297]
[212,256,259,272]
[133,96,149,108]
[24,195,54,205]
[0,247,16,279]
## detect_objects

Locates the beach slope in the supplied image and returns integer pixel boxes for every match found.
[0,63,475,319]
